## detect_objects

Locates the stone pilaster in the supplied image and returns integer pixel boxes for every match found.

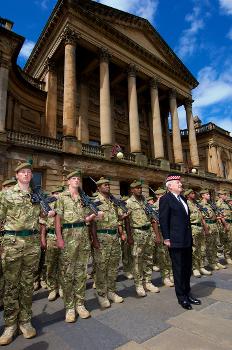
[62,27,78,138]
[128,64,141,153]
[169,90,183,163]
[185,99,199,167]
[150,79,164,159]
[45,58,57,138]
[78,81,89,143]
[100,48,113,146]
[0,54,10,133]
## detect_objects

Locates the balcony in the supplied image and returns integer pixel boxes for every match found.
[82,143,105,158]
[180,122,230,137]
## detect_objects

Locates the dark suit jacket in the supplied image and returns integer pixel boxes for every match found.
[159,192,192,248]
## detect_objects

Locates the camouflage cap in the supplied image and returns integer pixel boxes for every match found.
[146,196,154,201]
[217,189,228,195]
[200,189,209,195]
[184,188,194,197]
[2,178,17,187]
[15,161,32,172]
[130,180,142,188]
[66,169,81,179]
[154,188,166,195]
[52,186,64,194]
[96,177,110,186]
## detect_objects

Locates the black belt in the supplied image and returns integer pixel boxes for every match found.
[191,223,202,227]
[205,219,217,224]
[63,222,86,229]
[47,228,55,235]
[225,219,232,223]
[132,224,151,231]
[3,230,39,237]
[96,228,118,235]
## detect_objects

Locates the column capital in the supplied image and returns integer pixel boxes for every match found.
[44,57,56,73]
[169,89,177,99]
[100,47,110,62]
[61,26,80,45]
[127,63,137,77]
[184,98,193,110]
[150,78,159,89]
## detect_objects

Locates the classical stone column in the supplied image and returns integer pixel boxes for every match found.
[45,59,57,138]
[169,90,183,163]
[184,99,199,167]
[208,141,219,175]
[100,49,113,145]
[0,56,10,133]
[62,28,78,138]
[128,64,141,153]
[150,79,164,159]
[78,81,89,143]
[217,147,224,177]
[164,113,173,163]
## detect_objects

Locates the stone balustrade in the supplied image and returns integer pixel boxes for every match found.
[82,143,105,158]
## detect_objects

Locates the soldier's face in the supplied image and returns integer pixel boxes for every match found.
[98,183,110,194]
[148,199,154,205]
[132,186,142,196]
[219,194,227,200]
[68,177,81,189]
[188,192,195,200]
[16,168,32,184]
[202,193,210,201]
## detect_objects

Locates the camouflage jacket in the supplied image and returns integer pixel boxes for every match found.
[126,195,150,227]
[216,199,232,220]
[199,200,217,220]
[55,189,88,224]
[95,193,121,229]
[0,183,40,231]
[187,200,202,224]
[39,201,56,229]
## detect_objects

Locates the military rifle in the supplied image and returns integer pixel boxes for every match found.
[30,181,57,215]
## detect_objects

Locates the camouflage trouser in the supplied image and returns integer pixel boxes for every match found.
[1,234,41,326]
[0,236,4,304]
[91,246,96,280]
[94,233,121,297]
[154,242,172,280]
[192,226,205,270]
[34,248,46,284]
[121,239,133,274]
[59,228,90,309]
[205,223,219,265]
[132,229,154,287]
[218,223,232,259]
[45,234,60,291]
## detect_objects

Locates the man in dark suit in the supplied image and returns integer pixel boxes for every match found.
[159,174,201,310]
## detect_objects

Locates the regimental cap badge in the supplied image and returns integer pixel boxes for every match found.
[14,161,32,172]
[130,180,142,188]
[96,177,110,186]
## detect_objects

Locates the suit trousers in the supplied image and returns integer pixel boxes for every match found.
[169,247,192,302]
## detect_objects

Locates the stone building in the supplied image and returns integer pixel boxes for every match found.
[0,0,231,196]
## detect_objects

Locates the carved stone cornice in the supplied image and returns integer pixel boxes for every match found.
[150,78,159,89]
[127,63,137,77]
[44,57,56,73]
[61,26,80,46]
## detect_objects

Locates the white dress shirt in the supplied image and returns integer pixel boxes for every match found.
[172,192,189,214]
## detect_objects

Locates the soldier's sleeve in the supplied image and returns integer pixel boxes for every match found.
[55,195,64,217]
[0,192,7,221]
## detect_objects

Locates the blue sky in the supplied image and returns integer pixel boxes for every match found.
[1,0,232,133]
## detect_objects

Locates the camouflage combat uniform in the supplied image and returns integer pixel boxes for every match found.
[126,195,154,287]
[0,190,5,306]
[40,201,61,293]
[152,200,172,281]
[187,200,205,271]
[56,190,90,309]
[0,183,41,326]
[94,193,121,297]
[216,198,232,260]
[200,200,219,266]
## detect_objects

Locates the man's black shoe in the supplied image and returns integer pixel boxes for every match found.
[188,295,201,305]
[178,300,192,310]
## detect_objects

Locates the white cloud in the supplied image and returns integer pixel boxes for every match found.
[19,40,35,59]
[35,0,50,10]
[219,0,232,14]
[95,0,158,22]
[176,5,205,59]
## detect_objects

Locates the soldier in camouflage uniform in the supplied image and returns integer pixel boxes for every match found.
[200,189,226,271]
[55,170,97,323]
[216,190,232,264]
[151,189,174,287]
[120,196,133,280]
[93,177,124,308]
[184,189,212,277]
[40,186,64,301]
[126,180,160,297]
[0,162,54,346]
[0,179,17,310]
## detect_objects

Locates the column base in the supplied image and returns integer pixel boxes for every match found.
[62,136,82,155]
[135,154,148,167]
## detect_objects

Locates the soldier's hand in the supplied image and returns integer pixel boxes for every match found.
[85,213,96,223]
[97,211,104,220]
[164,239,171,247]
[48,210,56,217]
[121,232,127,241]
[57,238,65,249]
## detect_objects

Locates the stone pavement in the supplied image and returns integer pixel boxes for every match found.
[1,265,232,350]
